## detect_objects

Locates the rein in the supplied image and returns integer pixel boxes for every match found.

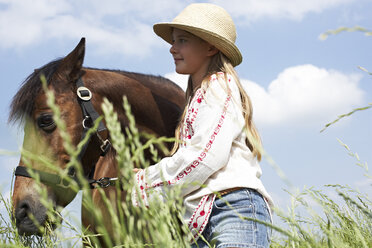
[14,77,117,189]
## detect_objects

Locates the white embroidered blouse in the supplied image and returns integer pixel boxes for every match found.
[132,72,274,241]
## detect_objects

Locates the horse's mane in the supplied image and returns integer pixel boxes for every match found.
[90,68,183,93]
[9,60,183,124]
[9,58,63,124]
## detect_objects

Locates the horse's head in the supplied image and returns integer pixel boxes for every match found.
[10,38,104,235]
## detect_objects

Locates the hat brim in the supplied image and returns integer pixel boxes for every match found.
[153,22,242,67]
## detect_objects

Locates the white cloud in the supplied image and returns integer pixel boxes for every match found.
[164,72,189,91]
[0,0,71,48]
[211,0,355,23]
[0,0,184,56]
[0,155,19,175]
[0,189,11,217]
[0,0,356,54]
[244,64,364,126]
[165,64,365,127]
[0,186,13,227]
[354,178,372,189]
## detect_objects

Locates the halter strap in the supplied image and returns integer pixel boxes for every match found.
[14,166,120,189]
[14,76,115,189]
[15,165,83,189]
[76,77,110,161]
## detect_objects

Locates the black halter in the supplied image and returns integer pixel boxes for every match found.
[14,77,116,189]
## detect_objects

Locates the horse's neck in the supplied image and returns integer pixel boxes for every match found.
[94,152,118,179]
[83,69,174,137]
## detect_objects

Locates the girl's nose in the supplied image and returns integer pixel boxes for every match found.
[169,44,176,54]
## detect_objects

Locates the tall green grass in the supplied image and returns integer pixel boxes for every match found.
[270,158,371,248]
[0,75,191,247]
[1,62,371,247]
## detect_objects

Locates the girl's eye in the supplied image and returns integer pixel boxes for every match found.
[37,114,56,133]
[172,38,187,44]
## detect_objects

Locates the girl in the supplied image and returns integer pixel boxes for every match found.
[132,3,273,247]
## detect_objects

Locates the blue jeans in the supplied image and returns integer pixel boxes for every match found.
[191,188,272,248]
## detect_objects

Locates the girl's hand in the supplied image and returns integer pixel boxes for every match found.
[133,168,141,173]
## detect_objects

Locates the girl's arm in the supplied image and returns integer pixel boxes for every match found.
[132,74,243,205]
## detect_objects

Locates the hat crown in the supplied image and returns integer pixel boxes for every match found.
[172,3,237,44]
[153,3,242,66]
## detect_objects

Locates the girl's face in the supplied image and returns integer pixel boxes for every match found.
[170,28,217,83]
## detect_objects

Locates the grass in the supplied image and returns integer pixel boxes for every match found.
[1,66,371,247]
[1,75,191,247]
[270,179,371,248]
[1,100,370,247]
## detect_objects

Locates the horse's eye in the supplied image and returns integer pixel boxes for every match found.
[37,114,56,132]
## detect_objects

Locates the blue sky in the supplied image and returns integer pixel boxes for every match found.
[0,0,371,236]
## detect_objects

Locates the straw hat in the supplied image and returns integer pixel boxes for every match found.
[153,3,242,67]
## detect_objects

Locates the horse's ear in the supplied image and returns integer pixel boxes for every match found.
[55,38,85,83]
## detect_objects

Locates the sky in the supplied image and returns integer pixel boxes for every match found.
[0,0,371,241]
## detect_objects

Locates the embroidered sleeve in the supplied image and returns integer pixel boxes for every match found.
[132,73,243,205]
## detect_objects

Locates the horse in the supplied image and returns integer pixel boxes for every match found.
[9,38,185,244]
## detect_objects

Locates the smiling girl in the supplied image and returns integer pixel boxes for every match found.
[132,3,273,247]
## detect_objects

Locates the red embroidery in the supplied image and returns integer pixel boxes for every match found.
[182,89,204,139]
[188,195,209,227]
[134,170,148,206]
[188,194,216,240]
[193,198,214,239]
[181,89,203,143]
[151,94,232,189]
[135,170,150,206]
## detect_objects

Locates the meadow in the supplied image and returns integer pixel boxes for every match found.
[1,27,371,248]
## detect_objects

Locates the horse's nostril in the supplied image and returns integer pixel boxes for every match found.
[14,198,46,235]
[16,200,31,221]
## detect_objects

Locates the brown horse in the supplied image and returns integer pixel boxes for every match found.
[9,38,185,241]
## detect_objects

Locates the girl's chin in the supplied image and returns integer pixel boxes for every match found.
[175,66,190,75]
[175,71,189,75]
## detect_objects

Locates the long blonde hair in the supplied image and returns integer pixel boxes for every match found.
[171,52,263,161]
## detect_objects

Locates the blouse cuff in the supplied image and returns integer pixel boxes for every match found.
[131,169,149,207]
